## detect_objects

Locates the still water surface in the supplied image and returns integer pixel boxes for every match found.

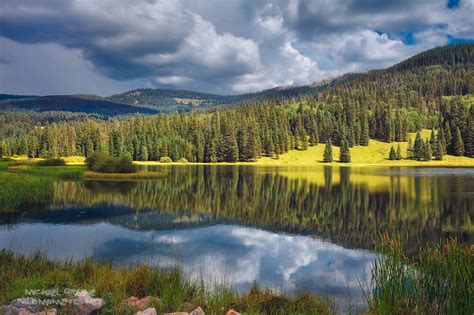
[1,166,473,306]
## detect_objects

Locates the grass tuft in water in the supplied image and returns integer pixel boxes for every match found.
[365,234,473,315]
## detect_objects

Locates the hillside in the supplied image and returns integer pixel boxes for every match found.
[0,94,158,116]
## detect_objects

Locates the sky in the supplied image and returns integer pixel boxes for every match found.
[0,0,473,96]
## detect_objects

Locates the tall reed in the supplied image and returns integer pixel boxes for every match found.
[366,234,473,314]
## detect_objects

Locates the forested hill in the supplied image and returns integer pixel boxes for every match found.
[0,94,159,116]
[1,44,473,161]
[390,43,473,71]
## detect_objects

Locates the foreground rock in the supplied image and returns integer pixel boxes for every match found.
[135,307,157,315]
[0,298,56,315]
[73,290,105,315]
[165,307,205,315]
[126,296,162,312]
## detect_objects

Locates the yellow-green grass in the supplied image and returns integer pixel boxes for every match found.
[139,129,474,167]
[82,170,167,180]
[7,129,474,168]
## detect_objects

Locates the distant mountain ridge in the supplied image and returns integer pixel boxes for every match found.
[1,43,472,116]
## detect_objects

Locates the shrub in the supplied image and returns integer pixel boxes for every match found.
[159,156,173,163]
[37,158,66,167]
[85,152,137,173]
[177,158,189,163]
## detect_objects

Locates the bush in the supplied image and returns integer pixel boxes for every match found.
[177,158,188,163]
[37,158,66,166]
[159,156,173,163]
[85,152,137,173]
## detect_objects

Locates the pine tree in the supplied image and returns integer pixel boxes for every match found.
[140,145,148,161]
[339,139,351,163]
[465,108,474,157]
[323,139,333,163]
[434,139,444,160]
[424,139,432,161]
[360,111,369,146]
[438,127,447,154]
[396,144,402,160]
[388,146,396,160]
[413,132,424,161]
[452,127,465,156]
[406,137,414,159]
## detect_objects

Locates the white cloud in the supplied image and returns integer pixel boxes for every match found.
[0,0,473,95]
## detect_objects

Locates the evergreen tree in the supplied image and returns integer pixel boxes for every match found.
[424,139,432,161]
[452,127,465,156]
[396,144,402,160]
[339,140,351,163]
[388,146,396,160]
[413,132,424,161]
[434,139,444,160]
[323,139,333,163]
[406,137,414,159]
[465,108,474,157]
[360,111,369,146]
[140,145,148,161]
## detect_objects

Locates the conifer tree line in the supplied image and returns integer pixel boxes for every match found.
[0,95,473,162]
[0,44,472,161]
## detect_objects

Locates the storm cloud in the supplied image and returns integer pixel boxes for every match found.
[0,0,473,95]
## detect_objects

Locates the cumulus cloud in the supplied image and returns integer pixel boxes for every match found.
[0,0,473,95]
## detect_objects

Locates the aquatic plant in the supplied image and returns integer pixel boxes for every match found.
[365,235,473,314]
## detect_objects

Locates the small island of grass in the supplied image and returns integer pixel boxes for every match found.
[84,152,166,180]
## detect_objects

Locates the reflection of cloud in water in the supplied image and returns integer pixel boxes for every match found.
[0,223,375,302]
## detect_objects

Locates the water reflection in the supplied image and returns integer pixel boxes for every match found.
[0,221,374,305]
[47,166,474,248]
[0,165,473,304]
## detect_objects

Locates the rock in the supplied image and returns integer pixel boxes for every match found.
[226,310,240,315]
[163,313,189,315]
[135,307,157,315]
[1,298,44,315]
[73,290,105,315]
[126,296,161,311]
[189,307,205,315]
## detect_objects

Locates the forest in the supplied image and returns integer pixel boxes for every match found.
[0,44,473,162]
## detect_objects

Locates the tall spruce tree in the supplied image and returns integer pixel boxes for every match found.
[396,144,402,160]
[339,139,351,163]
[388,146,396,160]
[452,127,465,156]
[413,132,424,161]
[323,139,333,163]
[424,139,432,161]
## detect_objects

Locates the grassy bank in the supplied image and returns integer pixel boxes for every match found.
[0,162,83,212]
[0,251,332,315]
[366,236,473,315]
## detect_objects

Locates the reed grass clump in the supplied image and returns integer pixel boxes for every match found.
[37,158,66,166]
[366,235,473,315]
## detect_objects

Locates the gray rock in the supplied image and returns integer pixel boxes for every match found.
[73,290,105,315]
[189,307,205,315]
[135,307,157,315]
[1,298,42,315]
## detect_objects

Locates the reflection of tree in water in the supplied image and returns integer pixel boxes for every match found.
[51,166,472,249]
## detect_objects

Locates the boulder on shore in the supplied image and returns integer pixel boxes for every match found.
[73,290,105,315]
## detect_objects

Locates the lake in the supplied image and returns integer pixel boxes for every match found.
[0,165,473,308]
